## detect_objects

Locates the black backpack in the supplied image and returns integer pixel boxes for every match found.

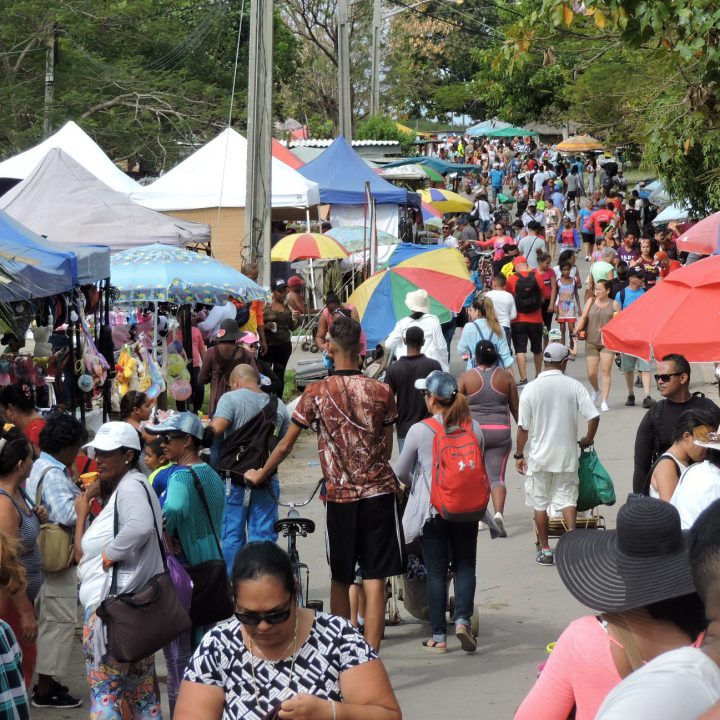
[514,273,542,314]
[235,303,250,327]
[216,396,279,485]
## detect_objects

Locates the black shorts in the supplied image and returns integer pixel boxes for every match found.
[581,232,594,247]
[325,493,405,585]
[512,322,543,355]
[541,300,554,331]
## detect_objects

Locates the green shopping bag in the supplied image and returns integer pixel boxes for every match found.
[576,447,616,512]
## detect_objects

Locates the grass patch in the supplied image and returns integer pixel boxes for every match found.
[283,370,300,403]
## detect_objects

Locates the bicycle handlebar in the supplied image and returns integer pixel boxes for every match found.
[266,478,324,507]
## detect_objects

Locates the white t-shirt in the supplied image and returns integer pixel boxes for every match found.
[533,171,549,194]
[670,461,720,530]
[484,289,517,328]
[384,314,449,371]
[596,647,720,720]
[197,301,236,339]
[518,369,599,473]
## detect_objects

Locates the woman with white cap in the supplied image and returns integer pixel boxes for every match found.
[515,498,706,720]
[383,290,449,371]
[73,421,165,718]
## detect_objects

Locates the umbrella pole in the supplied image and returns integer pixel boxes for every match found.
[153,302,158,361]
[309,259,317,309]
[305,208,311,233]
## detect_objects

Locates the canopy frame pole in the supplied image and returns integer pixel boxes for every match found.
[305,208,311,233]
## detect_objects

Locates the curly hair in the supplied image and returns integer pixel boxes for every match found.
[39,412,85,455]
[0,531,26,595]
[0,427,32,476]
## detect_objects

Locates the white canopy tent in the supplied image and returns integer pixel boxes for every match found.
[0,121,140,193]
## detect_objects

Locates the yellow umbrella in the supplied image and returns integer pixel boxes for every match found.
[270,233,349,261]
[555,135,605,152]
[419,188,473,214]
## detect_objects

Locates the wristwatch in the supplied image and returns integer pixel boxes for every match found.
[513,453,524,460]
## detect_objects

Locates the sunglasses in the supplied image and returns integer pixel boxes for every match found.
[494,227,503,231]
[234,601,292,626]
[655,373,683,383]
[160,433,186,444]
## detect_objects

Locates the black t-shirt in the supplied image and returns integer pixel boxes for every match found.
[625,208,641,237]
[384,354,442,439]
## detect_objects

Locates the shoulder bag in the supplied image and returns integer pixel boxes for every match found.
[186,468,234,626]
[96,480,191,663]
[34,467,74,573]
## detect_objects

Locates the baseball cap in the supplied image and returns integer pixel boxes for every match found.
[414,370,458,400]
[513,256,528,267]
[627,266,644,279]
[145,411,204,440]
[544,342,571,363]
[239,331,260,345]
[287,275,304,287]
[271,277,287,291]
[85,421,141,452]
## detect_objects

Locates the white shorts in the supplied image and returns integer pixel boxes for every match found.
[525,470,579,511]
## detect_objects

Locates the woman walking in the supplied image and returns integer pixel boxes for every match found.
[261,278,300,389]
[458,341,518,537]
[574,279,615,411]
[457,297,513,371]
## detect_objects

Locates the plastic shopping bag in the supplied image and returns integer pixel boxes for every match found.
[576,447,616,512]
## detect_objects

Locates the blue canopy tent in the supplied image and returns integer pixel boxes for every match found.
[0,209,75,301]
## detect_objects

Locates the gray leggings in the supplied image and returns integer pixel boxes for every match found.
[480,425,512,488]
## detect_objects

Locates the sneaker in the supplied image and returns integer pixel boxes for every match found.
[494,512,507,538]
[584,256,591,261]
[536,549,554,566]
[517,378,528,387]
[591,389,600,404]
[601,401,609,412]
[31,687,83,709]
[478,521,489,531]
[642,395,655,409]
[625,394,635,406]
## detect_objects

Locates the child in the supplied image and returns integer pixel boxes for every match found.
[145,438,176,506]
[555,261,580,346]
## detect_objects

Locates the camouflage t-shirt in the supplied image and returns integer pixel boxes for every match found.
[293,372,398,503]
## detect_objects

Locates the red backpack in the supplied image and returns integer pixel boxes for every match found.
[425,418,490,522]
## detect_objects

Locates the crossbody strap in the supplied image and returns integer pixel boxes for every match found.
[34,466,56,508]
[110,478,168,596]
[188,467,223,558]
[605,613,644,671]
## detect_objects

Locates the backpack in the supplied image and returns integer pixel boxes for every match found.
[235,303,250,328]
[425,418,490,522]
[216,396,280,485]
[514,272,542,314]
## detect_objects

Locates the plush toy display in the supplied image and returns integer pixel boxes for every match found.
[32,325,53,358]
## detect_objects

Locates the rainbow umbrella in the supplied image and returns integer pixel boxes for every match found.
[420,188,472,214]
[347,244,474,346]
[421,201,443,224]
[270,232,348,261]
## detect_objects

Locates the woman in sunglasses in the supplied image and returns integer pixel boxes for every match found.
[175,541,401,720]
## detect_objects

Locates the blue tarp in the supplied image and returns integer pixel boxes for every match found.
[297,136,408,205]
[0,210,75,301]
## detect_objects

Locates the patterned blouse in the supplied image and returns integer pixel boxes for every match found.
[184,613,379,720]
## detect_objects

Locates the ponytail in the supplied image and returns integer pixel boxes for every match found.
[435,392,471,429]
[473,297,503,338]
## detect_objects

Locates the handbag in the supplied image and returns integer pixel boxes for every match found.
[576,447,616,512]
[186,468,234,626]
[96,480,191,663]
[34,468,74,573]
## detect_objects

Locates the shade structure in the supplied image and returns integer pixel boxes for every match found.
[654,203,691,224]
[554,135,605,152]
[110,243,268,305]
[675,212,720,255]
[381,156,478,177]
[421,202,443,223]
[601,255,720,361]
[485,126,539,138]
[420,188,472,214]
[272,139,304,170]
[270,233,349,262]
[347,244,474,346]
[325,227,398,252]
[466,119,512,136]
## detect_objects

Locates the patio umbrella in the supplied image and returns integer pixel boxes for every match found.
[485,126,539,138]
[420,188,472,214]
[675,212,720,255]
[270,232,348,261]
[554,135,605,152]
[110,243,268,305]
[325,226,399,253]
[601,255,720,361]
[347,244,474,346]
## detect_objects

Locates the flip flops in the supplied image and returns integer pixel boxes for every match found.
[456,624,478,653]
[422,639,447,654]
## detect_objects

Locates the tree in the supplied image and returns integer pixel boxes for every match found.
[355,114,415,153]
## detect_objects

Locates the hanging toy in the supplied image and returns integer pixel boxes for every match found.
[78,374,94,393]
[170,378,192,401]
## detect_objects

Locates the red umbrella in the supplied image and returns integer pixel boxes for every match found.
[601,255,720,362]
[675,211,720,255]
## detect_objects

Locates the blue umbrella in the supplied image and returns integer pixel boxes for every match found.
[325,226,399,252]
[110,243,269,305]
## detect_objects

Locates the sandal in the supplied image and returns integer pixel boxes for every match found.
[422,639,447,654]
[456,624,477,653]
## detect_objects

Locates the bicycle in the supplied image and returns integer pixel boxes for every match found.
[270,478,324,611]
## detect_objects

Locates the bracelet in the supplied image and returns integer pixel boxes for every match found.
[513,453,524,460]
[329,699,337,720]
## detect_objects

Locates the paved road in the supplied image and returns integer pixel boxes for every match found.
[36,255,719,719]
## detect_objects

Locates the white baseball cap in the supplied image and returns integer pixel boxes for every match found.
[84,421,141,452]
[544,342,571,363]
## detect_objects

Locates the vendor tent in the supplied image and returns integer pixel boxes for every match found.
[0,210,75,301]
[272,139,304,170]
[131,128,319,268]
[0,121,139,194]
[0,149,210,251]
[381,156,478,176]
[466,119,512,136]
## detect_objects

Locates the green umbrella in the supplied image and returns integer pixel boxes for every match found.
[485,126,539,138]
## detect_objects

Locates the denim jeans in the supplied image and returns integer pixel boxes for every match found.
[221,477,279,572]
[421,516,478,642]
[163,629,192,717]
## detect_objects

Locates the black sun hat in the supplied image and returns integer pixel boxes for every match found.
[555,497,695,613]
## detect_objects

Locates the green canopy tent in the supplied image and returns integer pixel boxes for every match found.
[485,126,539,138]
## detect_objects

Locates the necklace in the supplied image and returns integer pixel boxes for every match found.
[246,612,300,714]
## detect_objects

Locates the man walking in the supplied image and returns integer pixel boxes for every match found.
[209,364,290,570]
[384,326,442,451]
[515,343,599,566]
[517,221,546,270]
[245,316,404,650]
[632,353,720,494]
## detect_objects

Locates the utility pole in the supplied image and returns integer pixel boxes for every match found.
[43,24,56,138]
[244,0,273,284]
[369,0,381,116]
[337,0,352,138]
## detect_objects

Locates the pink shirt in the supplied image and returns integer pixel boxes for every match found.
[515,616,622,720]
[169,327,206,368]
